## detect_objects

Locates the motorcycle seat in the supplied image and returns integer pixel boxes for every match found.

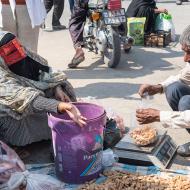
[88,0,106,8]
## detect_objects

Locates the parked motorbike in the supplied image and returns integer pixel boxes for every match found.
[83,0,134,68]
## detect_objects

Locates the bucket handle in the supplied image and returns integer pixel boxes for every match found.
[47,112,82,136]
[47,112,67,138]
[47,112,54,129]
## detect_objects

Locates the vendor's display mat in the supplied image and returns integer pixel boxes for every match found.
[24,163,190,189]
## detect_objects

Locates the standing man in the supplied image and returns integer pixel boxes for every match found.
[68,0,88,68]
[0,0,46,52]
[44,0,66,30]
[136,25,190,156]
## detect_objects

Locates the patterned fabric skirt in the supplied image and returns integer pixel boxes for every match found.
[0,113,51,146]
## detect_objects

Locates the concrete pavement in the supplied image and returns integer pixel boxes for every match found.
[38,0,190,127]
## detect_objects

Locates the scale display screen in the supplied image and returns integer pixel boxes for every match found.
[155,136,177,167]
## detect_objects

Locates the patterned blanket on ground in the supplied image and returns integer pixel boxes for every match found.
[25,162,190,190]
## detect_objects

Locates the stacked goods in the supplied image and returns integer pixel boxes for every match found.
[130,125,157,146]
[79,170,190,190]
[144,31,171,47]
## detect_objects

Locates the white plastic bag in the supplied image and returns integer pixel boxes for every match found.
[102,149,118,167]
[8,171,64,190]
[0,141,25,184]
[155,13,176,42]
[0,141,64,190]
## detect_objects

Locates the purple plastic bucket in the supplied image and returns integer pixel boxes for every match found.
[48,102,106,184]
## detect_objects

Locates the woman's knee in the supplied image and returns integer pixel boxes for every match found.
[178,95,190,111]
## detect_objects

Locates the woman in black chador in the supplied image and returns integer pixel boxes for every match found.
[126,0,168,33]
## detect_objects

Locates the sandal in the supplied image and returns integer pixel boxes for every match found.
[68,55,85,68]
[177,142,190,157]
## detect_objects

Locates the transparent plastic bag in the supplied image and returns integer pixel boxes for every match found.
[130,94,157,146]
[0,141,25,184]
[0,141,64,190]
[130,94,152,130]
[140,92,153,108]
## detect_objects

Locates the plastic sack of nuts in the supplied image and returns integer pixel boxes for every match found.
[130,94,157,146]
[130,125,157,146]
[0,141,63,190]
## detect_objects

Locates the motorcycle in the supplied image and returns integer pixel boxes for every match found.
[83,0,134,68]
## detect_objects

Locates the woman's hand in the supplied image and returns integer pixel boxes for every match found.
[157,8,168,14]
[136,108,160,124]
[58,102,87,127]
[138,84,163,97]
[54,85,71,102]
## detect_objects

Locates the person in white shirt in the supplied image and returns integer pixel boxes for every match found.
[0,0,46,52]
[136,25,190,156]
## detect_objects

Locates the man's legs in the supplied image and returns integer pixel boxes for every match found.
[165,81,190,156]
[52,0,65,29]
[178,95,190,111]
[68,0,74,13]
[165,81,190,111]
[68,0,88,68]
[43,0,53,29]
[44,0,54,13]
[16,5,40,52]
[1,5,39,52]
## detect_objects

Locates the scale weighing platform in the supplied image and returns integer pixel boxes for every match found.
[113,130,178,169]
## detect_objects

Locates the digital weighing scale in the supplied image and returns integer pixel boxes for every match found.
[113,130,178,169]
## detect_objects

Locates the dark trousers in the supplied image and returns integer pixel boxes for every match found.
[68,0,74,12]
[165,81,190,111]
[69,0,88,47]
[44,0,65,26]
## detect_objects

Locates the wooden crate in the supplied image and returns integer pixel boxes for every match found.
[144,30,171,47]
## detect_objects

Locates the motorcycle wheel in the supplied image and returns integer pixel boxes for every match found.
[104,27,121,68]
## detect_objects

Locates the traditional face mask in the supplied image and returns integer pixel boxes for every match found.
[0,38,26,66]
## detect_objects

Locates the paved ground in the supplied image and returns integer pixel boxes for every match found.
[38,0,190,126]
[23,1,190,165]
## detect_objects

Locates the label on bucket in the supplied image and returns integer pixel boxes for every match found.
[80,149,102,176]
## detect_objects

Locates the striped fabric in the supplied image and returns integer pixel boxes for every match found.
[0,96,62,146]
[0,113,51,146]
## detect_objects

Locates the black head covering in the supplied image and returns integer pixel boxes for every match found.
[0,32,16,46]
[126,0,156,17]
[0,33,49,81]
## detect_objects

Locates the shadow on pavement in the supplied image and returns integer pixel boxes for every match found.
[65,46,183,80]
[75,82,141,99]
